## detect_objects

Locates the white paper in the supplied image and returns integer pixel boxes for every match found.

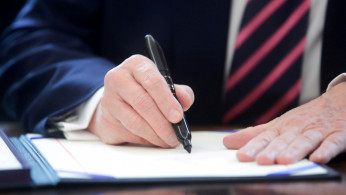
[0,137,22,170]
[27,131,327,180]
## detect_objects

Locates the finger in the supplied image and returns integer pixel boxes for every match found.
[174,84,194,111]
[276,130,323,164]
[129,55,184,123]
[89,105,153,146]
[99,117,153,146]
[223,123,270,149]
[105,60,179,147]
[255,131,296,165]
[309,132,346,164]
[104,90,172,148]
[116,73,178,147]
[236,129,280,162]
[120,55,181,146]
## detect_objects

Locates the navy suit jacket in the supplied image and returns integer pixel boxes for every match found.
[0,0,345,133]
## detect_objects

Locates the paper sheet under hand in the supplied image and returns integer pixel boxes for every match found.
[27,131,327,180]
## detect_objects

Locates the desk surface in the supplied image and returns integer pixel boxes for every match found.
[1,124,346,195]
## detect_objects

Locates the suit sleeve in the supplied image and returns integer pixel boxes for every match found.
[0,0,114,134]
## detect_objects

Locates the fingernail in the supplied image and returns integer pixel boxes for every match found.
[314,153,322,159]
[245,149,255,159]
[169,109,181,123]
[168,133,178,146]
[266,151,276,161]
[185,87,194,102]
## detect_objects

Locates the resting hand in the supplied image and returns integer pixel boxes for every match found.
[223,82,346,165]
[87,55,194,147]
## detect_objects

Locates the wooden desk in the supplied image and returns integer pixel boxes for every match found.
[2,125,346,195]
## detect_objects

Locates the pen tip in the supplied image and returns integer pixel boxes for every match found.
[185,145,192,153]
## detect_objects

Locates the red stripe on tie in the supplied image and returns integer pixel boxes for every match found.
[235,0,286,50]
[222,37,306,124]
[226,0,310,92]
[254,79,302,125]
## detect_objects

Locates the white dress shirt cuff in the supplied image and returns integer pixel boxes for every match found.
[327,73,346,91]
[57,87,104,140]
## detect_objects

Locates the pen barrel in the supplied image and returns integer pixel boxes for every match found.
[161,70,192,148]
[145,34,192,152]
[172,117,192,145]
[162,74,177,97]
[160,70,177,98]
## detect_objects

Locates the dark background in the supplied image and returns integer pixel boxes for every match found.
[0,1,25,34]
[0,0,25,121]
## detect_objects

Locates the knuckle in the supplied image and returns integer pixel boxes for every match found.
[288,144,304,156]
[300,138,316,151]
[128,54,147,63]
[328,134,345,149]
[152,120,170,135]
[276,137,291,146]
[97,118,124,145]
[143,71,163,88]
[260,136,271,146]
[123,113,143,134]
[132,59,161,87]
[302,131,322,146]
[124,54,150,69]
[134,92,155,113]
[104,69,116,86]
[104,67,126,88]
[258,130,279,146]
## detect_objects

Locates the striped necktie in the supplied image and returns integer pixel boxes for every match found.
[223,0,311,125]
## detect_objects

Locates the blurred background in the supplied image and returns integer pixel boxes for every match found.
[0,0,25,123]
[0,1,25,34]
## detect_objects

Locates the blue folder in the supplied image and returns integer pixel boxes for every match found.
[0,128,341,189]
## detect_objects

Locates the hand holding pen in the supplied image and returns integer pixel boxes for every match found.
[87,37,194,150]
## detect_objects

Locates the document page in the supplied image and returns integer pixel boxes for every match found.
[0,137,22,170]
[27,131,327,180]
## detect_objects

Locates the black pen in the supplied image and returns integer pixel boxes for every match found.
[144,34,192,153]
